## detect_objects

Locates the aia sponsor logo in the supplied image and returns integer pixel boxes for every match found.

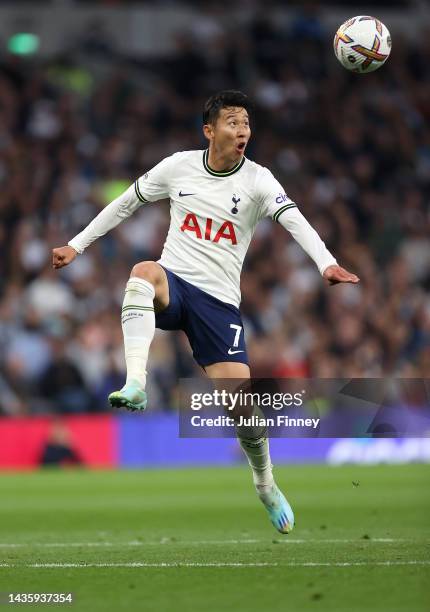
[180,213,237,245]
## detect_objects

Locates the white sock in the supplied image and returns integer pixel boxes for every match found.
[239,436,274,494]
[121,276,155,389]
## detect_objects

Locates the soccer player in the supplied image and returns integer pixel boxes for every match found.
[52,90,359,534]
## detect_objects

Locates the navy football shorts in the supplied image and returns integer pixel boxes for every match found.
[156,267,249,367]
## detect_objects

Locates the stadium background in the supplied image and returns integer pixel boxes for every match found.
[0,0,429,469]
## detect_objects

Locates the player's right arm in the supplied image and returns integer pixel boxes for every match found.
[52,155,175,269]
[52,183,142,269]
[52,245,78,269]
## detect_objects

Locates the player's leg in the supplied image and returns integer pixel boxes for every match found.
[204,363,274,486]
[205,361,294,534]
[108,261,169,411]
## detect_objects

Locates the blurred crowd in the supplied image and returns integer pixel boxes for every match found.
[0,6,429,414]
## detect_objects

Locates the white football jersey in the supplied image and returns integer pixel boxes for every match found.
[69,149,336,306]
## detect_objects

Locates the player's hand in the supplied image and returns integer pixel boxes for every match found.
[52,245,78,269]
[323,264,360,286]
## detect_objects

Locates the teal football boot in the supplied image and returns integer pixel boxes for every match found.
[258,483,294,534]
[108,380,147,412]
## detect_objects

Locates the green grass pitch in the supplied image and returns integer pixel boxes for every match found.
[0,464,429,611]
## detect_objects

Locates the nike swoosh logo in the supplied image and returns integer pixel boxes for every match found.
[179,191,196,197]
[228,348,244,355]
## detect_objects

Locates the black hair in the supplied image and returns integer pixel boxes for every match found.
[203,90,252,125]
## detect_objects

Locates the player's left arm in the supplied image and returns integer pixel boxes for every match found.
[277,207,359,285]
[257,167,359,285]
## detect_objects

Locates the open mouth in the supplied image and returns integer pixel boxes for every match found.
[236,142,246,153]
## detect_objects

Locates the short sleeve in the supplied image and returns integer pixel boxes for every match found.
[133,154,176,204]
[256,167,297,221]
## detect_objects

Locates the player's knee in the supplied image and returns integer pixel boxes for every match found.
[131,261,161,286]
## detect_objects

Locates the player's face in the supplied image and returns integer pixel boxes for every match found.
[205,107,251,161]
